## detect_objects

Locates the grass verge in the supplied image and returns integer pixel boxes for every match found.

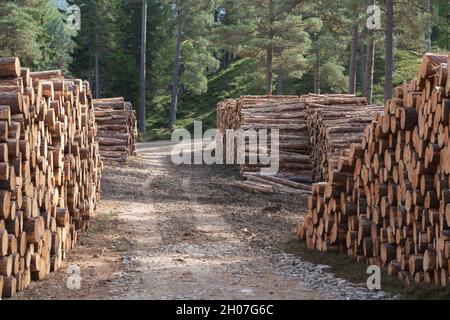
[284,239,450,300]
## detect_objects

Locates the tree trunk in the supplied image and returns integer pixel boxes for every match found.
[221,51,233,69]
[139,0,148,133]
[276,67,284,95]
[364,36,375,104]
[266,45,273,95]
[95,32,100,99]
[88,52,93,95]
[169,18,182,130]
[266,0,274,95]
[384,0,394,101]
[426,0,432,52]
[314,51,321,94]
[364,0,375,104]
[360,44,366,95]
[349,24,358,94]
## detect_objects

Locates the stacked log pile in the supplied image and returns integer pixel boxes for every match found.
[217,96,312,194]
[93,98,137,162]
[301,94,383,182]
[0,57,102,298]
[298,53,450,288]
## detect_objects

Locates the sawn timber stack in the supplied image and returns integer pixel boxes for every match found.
[217,94,379,195]
[301,94,384,182]
[93,98,137,162]
[0,57,102,298]
[217,95,312,194]
[298,53,450,289]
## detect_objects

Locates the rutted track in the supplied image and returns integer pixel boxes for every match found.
[14,141,385,300]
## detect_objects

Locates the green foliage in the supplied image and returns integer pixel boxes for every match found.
[0,0,447,136]
[69,0,139,106]
[143,48,423,141]
[433,0,450,50]
[0,2,41,66]
[216,0,321,90]
[370,49,422,104]
[393,1,434,52]
[320,61,348,92]
[169,0,221,95]
[392,50,422,86]
[181,38,220,95]
[39,1,76,72]
[143,58,263,141]
[307,1,359,94]
[146,1,176,100]
[0,0,73,71]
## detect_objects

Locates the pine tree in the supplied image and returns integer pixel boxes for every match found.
[384,0,394,101]
[0,0,74,72]
[167,0,220,130]
[308,0,360,94]
[0,1,43,68]
[433,0,450,50]
[392,1,436,52]
[217,0,321,95]
[35,0,76,73]
[70,0,139,105]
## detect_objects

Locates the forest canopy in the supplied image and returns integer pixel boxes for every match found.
[0,0,448,137]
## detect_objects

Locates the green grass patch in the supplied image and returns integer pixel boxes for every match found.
[144,58,264,141]
[285,240,450,300]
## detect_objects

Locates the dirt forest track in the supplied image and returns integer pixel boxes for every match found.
[12,141,385,300]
